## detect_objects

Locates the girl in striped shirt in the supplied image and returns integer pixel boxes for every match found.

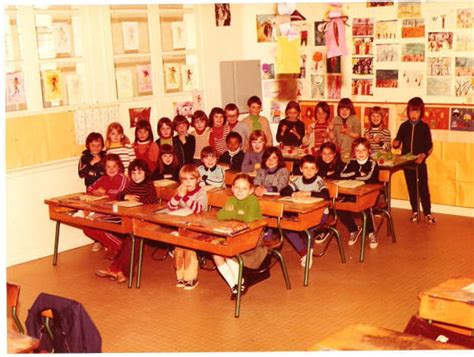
[208,107,230,157]
[105,122,136,172]
[364,106,391,156]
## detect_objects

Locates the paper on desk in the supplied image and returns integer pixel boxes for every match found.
[156,207,193,216]
[462,283,474,293]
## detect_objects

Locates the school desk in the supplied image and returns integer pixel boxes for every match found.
[309,323,467,351]
[327,181,383,263]
[8,329,40,353]
[130,207,267,318]
[206,188,337,287]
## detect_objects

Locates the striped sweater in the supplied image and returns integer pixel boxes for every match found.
[118,179,158,204]
[364,127,391,155]
[168,186,208,213]
[198,165,225,188]
[280,175,329,199]
[106,144,136,170]
[254,166,290,193]
[209,124,231,157]
[87,173,129,200]
[190,127,211,160]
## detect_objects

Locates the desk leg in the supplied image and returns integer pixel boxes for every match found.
[329,227,346,264]
[386,180,391,236]
[234,255,244,318]
[136,238,145,289]
[53,221,61,266]
[359,213,367,263]
[128,233,135,289]
[304,230,313,287]
[415,165,421,223]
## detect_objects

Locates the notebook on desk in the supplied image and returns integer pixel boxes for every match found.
[111,200,143,208]
[153,179,177,187]
[335,180,365,189]
[279,196,324,204]
[77,194,109,202]
[155,207,194,216]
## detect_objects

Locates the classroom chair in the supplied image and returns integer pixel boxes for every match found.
[7,282,25,334]
[372,170,396,243]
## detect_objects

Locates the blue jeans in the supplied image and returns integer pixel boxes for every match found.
[284,214,328,257]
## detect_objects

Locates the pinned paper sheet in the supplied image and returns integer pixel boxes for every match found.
[43,69,64,101]
[276,36,300,74]
[116,69,133,98]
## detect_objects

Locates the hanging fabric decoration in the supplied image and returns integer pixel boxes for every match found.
[324,3,349,58]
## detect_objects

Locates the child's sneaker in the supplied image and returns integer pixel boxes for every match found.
[368,232,378,249]
[91,241,102,252]
[183,279,199,290]
[230,282,248,300]
[176,279,185,288]
[300,249,313,268]
[409,212,419,223]
[314,232,330,244]
[425,214,436,224]
[348,226,362,246]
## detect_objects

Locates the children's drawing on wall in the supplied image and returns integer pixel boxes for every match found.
[351,78,373,96]
[454,78,473,98]
[376,44,399,62]
[314,21,326,46]
[299,102,315,128]
[428,32,453,52]
[428,57,451,76]
[215,4,231,27]
[192,89,205,112]
[376,70,398,88]
[299,54,307,79]
[401,43,425,62]
[352,57,373,75]
[427,13,450,30]
[427,77,451,97]
[401,19,425,38]
[52,22,72,54]
[353,37,373,55]
[311,51,325,73]
[121,22,139,51]
[261,62,275,79]
[326,56,341,74]
[455,33,473,52]
[6,71,26,105]
[128,107,151,128]
[398,2,421,19]
[174,101,194,119]
[367,2,393,7]
[257,14,276,42]
[352,18,374,36]
[327,74,342,99]
[455,57,474,76]
[400,70,424,88]
[296,79,309,98]
[269,99,288,123]
[136,64,153,94]
[115,69,133,98]
[374,20,397,40]
[164,63,181,91]
[181,64,195,91]
[171,22,185,49]
[65,74,83,105]
[423,107,449,130]
[450,108,474,131]
[310,74,325,99]
[43,69,64,102]
[456,8,473,29]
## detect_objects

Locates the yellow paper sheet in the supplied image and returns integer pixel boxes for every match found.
[276,36,300,74]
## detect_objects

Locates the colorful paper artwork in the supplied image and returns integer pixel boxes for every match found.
[310,74,325,99]
[400,70,424,88]
[6,71,26,105]
[261,62,275,79]
[257,14,276,42]
[314,21,326,46]
[398,2,421,19]
[423,107,450,130]
[456,9,473,29]
[299,54,307,79]
[181,64,195,91]
[215,3,231,27]
[327,74,342,99]
[115,69,133,98]
[376,44,399,62]
[353,37,373,55]
[65,75,83,105]
[136,64,153,94]
[352,57,373,75]
[454,78,473,98]
[428,32,453,52]
[174,101,194,118]
[128,107,151,128]
[326,56,341,74]
[367,2,394,7]
[296,79,308,99]
[311,51,325,73]
[428,57,451,76]
[375,20,397,40]
[363,107,389,129]
[171,22,185,49]
[276,36,300,74]
[401,19,425,38]
[192,89,205,112]
[428,13,450,31]
[455,33,474,52]
[352,18,374,36]
[401,43,425,62]
[455,57,474,76]
[451,107,474,131]
[43,69,64,101]
[376,70,398,88]
[52,22,72,54]
[427,77,451,97]
[351,78,373,96]
[121,22,139,51]
[269,99,288,123]
[164,63,181,91]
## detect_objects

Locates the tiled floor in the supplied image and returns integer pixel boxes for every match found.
[6,208,474,352]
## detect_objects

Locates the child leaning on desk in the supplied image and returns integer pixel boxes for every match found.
[198,146,225,188]
[214,173,268,299]
[338,137,380,249]
[168,164,208,290]
[280,155,330,268]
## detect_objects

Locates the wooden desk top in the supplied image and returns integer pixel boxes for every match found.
[8,329,40,354]
[327,181,383,197]
[311,324,467,351]
[420,277,474,303]
[377,154,417,171]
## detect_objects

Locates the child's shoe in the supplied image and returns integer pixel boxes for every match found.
[183,279,199,290]
[91,241,102,252]
[115,271,127,284]
[368,232,378,249]
[348,226,362,246]
[230,283,248,300]
[409,212,419,223]
[176,279,185,288]
[300,249,314,268]
[314,231,330,244]
[425,214,436,224]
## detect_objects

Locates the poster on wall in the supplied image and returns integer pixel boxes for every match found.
[136,64,153,94]
[256,14,276,42]
[192,89,205,112]
[450,107,474,131]
[314,21,326,46]
[352,57,373,75]
[401,19,425,38]
[326,56,341,74]
[456,9,473,29]
[269,99,288,123]
[164,63,181,91]
[173,101,194,119]
[376,70,398,88]
[310,74,325,99]
[375,20,397,40]
[367,2,394,7]
[428,32,453,52]
[276,36,300,74]
[43,69,64,101]
[353,37,373,56]
[401,43,425,62]
[261,62,275,79]
[454,78,474,98]
[327,74,342,99]
[52,22,72,54]
[398,2,421,19]
[455,33,474,52]
[427,77,451,96]
[299,54,307,78]
[215,4,231,26]
[128,107,151,128]
[6,71,26,105]
[310,50,325,73]
[352,18,374,36]
[400,70,424,88]
[352,78,373,96]
[115,69,133,98]
[181,64,196,91]
[427,57,451,76]
[423,107,450,130]
[376,44,399,62]
[121,22,139,51]
[455,57,474,76]
[171,22,186,49]
[65,74,83,105]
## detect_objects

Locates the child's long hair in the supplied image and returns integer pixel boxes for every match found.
[285,101,301,117]
[351,137,371,157]
[105,122,130,148]
[248,130,267,152]
[209,107,226,127]
[368,106,386,129]
[85,132,104,150]
[128,159,151,180]
[158,144,179,173]
[337,98,356,116]
[315,101,331,122]
[191,110,209,128]
[406,97,425,119]
[134,120,154,143]
[104,153,125,173]
[317,142,341,171]
[157,117,174,139]
[261,146,285,170]
[173,115,190,131]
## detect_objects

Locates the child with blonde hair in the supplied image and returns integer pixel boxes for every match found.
[105,122,136,171]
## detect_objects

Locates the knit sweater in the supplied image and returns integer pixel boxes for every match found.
[340,158,379,183]
[175,134,196,164]
[168,186,207,213]
[150,164,180,182]
[394,120,433,159]
[133,141,159,172]
[106,144,136,170]
[316,159,345,180]
[118,179,159,204]
[218,149,244,172]
[198,165,225,188]
[78,150,106,187]
[332,114,361,162]
[254,166,290,193]
[241,151,264,173]
[155,137,185,166]
[276,119,305,147]
[364,127,391,155]
[87,173,129,200]
[234,115,273,151]
[280,175,329,200]
[217,195,263,223]
[209,124,231,157]
[190,127,211,160]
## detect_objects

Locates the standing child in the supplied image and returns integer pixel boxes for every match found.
[173,115,195,164]
[276,101,305,147]
[280,155,330,267]
[208,107,230,157]
[155,117,185,166]
[330,98,361,162]
[224,103,240,131]
[338,138,380,249]
[316,142,345,180]
[95,159,158,283]
[133,120,159,172]
[105,122,136,171]
[214,174,268,298]
[364,106,391,156]
[241,130,267,173]
[218,132,244,172]
[168,164,208,290]
[254,146,290,197]
[190,110,211,164]
[303,101,333,152]
[150,144,180,182]
[393,97,435,224]
[198,146,225,188]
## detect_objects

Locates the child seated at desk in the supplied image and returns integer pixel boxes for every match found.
[95,159,158,283]
[241,130,267,173]
[218,132,244,172]
[280,155,330,268]
[168,164,208,290]
[254,146,290,197]
[198,146,225,188]
[151,144,180,182]
[214,173,268,299]
[338,138,380,249]
[316,142,345,180]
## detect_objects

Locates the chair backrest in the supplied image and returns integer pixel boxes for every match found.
[259,200,285,245]
[326,181,339,199]
[207,190,230,211]
[284,160,294,172]
[7,282,25,334]
[378,170,390,183]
